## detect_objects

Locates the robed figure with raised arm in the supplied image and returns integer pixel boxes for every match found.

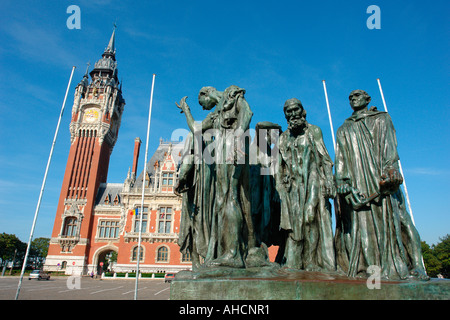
[176,86,221,270]
[177,85,270,269]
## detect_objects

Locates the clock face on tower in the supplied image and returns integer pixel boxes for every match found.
[83,108,100,123]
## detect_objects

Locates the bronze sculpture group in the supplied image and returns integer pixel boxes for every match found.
[175,85,429,281]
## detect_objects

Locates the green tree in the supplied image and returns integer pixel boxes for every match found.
[30,237,50,269]
[421,241,441,278]
[0,233,26,267]
[433,234,450,278]
[108,251,118,263]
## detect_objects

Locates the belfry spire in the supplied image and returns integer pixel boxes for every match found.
[104,25,116,56]
[91,26,119,81]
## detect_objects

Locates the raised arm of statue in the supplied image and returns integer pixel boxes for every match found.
[176,96,215,134]
[176,96,196,133]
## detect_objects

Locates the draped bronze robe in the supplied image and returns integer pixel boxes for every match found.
[178,131,216,266]
[277,124,336,271]
[334,108,426,279]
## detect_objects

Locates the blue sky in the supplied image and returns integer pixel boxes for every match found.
[0,0,448,245]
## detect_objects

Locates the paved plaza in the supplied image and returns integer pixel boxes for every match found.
[0,276,170,300]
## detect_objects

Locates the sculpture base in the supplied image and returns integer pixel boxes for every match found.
[170,268,450,300]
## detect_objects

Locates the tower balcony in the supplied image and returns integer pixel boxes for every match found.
[123,232,178,244]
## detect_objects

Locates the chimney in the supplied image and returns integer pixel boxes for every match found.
[131,137,141,180]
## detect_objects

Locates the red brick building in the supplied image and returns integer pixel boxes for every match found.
[44,30,187,276]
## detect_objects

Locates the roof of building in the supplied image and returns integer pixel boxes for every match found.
[95,183,123,206]
[135,140,183,187]
[93,139,184,205]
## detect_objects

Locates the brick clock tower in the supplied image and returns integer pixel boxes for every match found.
[45,29,125,274]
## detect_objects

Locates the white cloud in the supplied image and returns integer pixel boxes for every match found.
[2,20,78,67]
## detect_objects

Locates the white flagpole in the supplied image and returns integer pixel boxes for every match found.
[135,73,156,300]
[322,80,344,246]
[377,78,415,226]
[15,66,76,300]
[322,80,336,151]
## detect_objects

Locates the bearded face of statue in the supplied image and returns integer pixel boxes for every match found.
[284,101,307,135]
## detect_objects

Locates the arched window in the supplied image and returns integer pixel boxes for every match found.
[131,246,144,262]
[157,246,169,262]
[63,217,78,237]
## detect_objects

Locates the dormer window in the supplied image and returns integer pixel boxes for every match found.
[162,173,174,186]
[145,172,151,187]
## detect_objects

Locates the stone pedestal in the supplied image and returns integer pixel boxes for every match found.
[170,268,450,300]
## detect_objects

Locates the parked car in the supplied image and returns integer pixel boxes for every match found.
[28,270,50,280]
[164,273,175,283]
